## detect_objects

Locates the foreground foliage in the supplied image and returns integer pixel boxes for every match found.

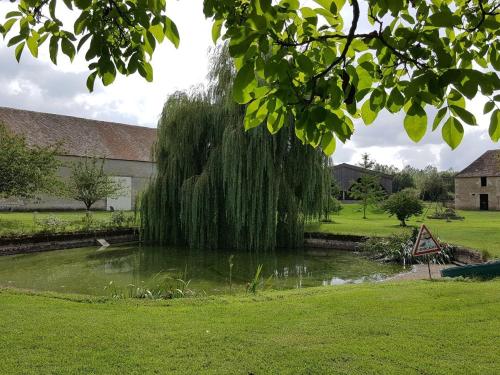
[2,1,499,153]
[0,280,499,374]
[141,48,331,251]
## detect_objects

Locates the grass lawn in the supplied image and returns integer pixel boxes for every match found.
[307,204,500,258]
[0,280,498,374]
[0,211,134,236]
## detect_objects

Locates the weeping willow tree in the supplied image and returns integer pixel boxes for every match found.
[141,47,332,251]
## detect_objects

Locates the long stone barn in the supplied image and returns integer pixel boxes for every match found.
[0,107,157,211]
[455,149,500,211]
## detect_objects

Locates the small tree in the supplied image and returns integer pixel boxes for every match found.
[357,153,375,170]
[66,157,122,211]
[0,123,61,199]
[349,175,385,219]
[382,189,424,227]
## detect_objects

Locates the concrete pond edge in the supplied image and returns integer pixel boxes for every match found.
[0,229,485,265]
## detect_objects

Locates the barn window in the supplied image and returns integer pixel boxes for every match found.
[481,177,487,187]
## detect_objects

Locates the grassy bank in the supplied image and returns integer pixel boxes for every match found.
[0,280,499,374]
[307,204,500,258]
[0,211,134,236]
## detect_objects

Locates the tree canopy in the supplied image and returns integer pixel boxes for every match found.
[1,1,499,153]
[141,47,331,251]
[0,123,61,199]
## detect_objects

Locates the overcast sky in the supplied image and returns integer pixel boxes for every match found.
[0,0,498,171]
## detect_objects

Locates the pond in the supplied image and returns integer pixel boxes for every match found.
[0,244,404,296]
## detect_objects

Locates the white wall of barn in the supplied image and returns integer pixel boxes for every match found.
[0,155,156,211]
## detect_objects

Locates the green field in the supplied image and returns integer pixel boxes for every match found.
[307,204,500,258]
[0,211,134,236]
[0,280,498,374]
[2,206,499,257]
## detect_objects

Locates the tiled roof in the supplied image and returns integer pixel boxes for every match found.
[0,106,156,162]
[456,150,500,178]
[333,163,393,178]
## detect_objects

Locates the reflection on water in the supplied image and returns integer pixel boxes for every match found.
[0,244,403,296]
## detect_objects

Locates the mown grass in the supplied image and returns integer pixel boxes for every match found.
[0,279,499,374]
[0,211,134,236]
[307,204,500,258]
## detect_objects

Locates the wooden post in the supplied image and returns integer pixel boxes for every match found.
[427,257,432,280]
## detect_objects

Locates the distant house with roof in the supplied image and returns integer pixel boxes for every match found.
[333,163,393,200]
[455,150,500,211]
[0,107,156,211]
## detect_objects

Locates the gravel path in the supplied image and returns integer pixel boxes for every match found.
[388,263,454,281]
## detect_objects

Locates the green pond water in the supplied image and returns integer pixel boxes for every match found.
[0,244,404,296]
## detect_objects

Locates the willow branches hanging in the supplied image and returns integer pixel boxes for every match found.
[141,46,332,251]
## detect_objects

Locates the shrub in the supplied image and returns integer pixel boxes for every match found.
[382,189,424,226]
[35,214,70,233]
[428,208,464,221]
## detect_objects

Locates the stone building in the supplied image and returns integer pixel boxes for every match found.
[332,163,393,200]
[455,150,500,211]
[0,107,156,211]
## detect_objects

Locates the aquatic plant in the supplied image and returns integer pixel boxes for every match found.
[228,254,234,293]
[246,264,263,295]
[141,46,331,251]
[104,274,194,300]
[362,229,454,266]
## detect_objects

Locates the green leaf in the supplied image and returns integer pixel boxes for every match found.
[361,100,377,125]
[2,19,17,35]
[7,35,25,47]
[428,9,461,27]
[484,101,495,114]
[256,0,272,14]
[74,12,88,35]
[442,117,464,149]
[432,107,447,131]
[369,87,386,112]
[26,36,38,58]
[15,42,25,62]
[100,60,116,86]
[212,19,223,44]
[267,108,285,134]
[320,132,336,156]
[449,105,477,125]
[233,63,256,104]
[86,71,97,92]
[5,11,22,19]
[244,99,266,130]
[386,88,404,113]
[404,102,427,142]
[138,61,154,82]
[75,0,92,10]
[149,23,165,43]
[49,36,58,65]
[61,38,75,61]
[490,109,500,142]
[164,17,180,48]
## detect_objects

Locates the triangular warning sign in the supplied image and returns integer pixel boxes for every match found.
[412,225,441,256]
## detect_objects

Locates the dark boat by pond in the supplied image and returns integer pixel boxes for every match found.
[441,261,500,279]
